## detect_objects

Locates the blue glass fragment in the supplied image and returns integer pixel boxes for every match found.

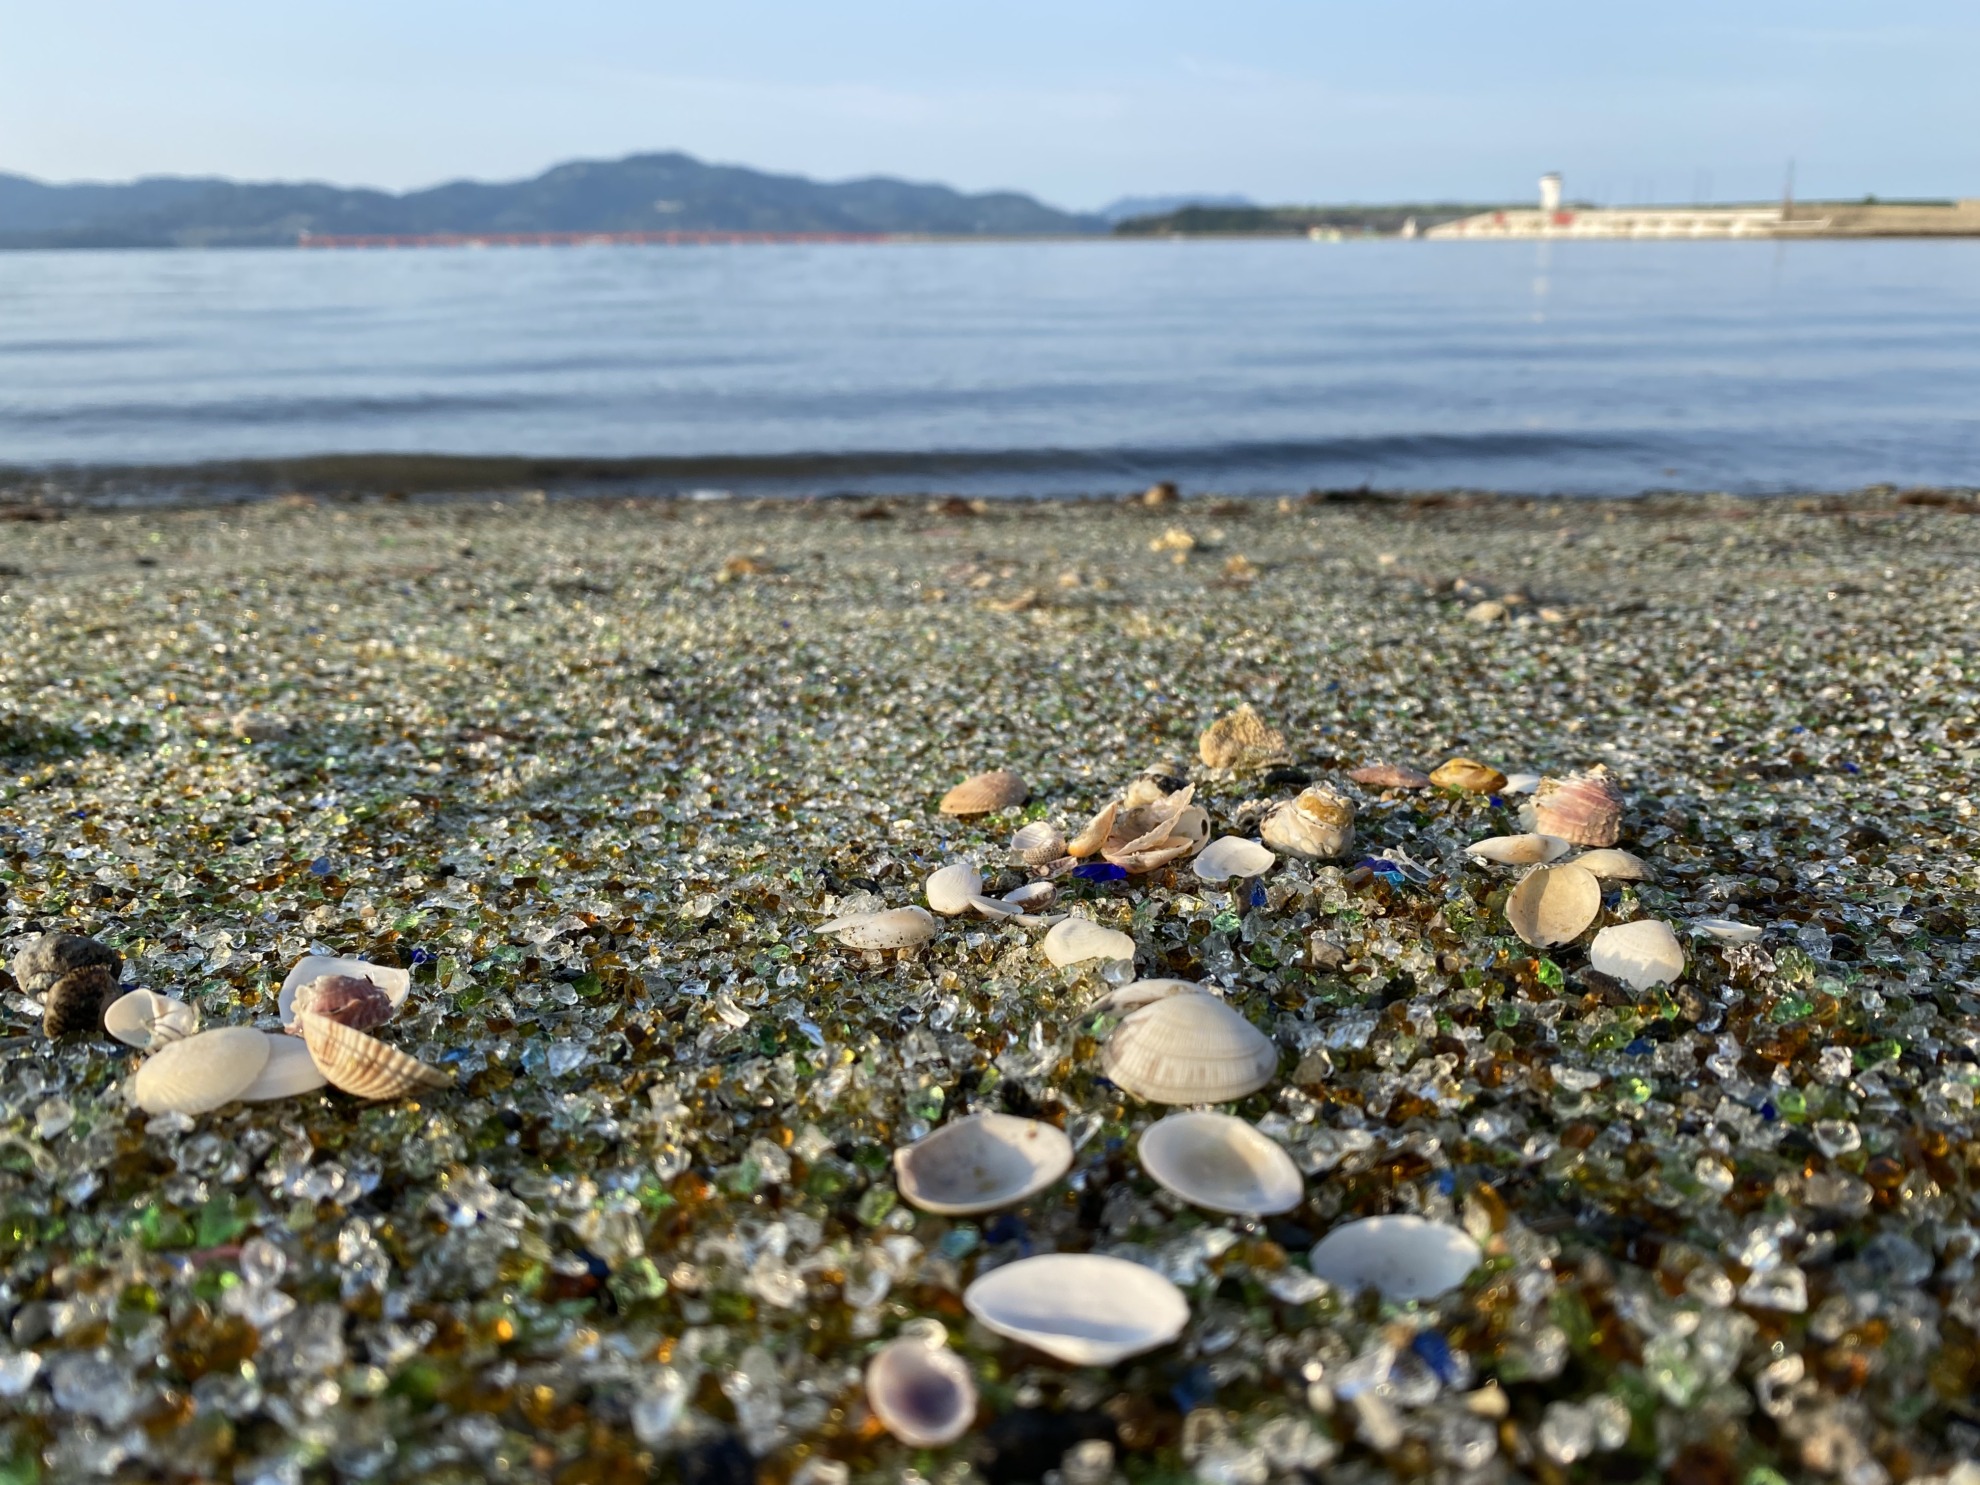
[1409,1329,1459,1385]
[1072,862,1128,882]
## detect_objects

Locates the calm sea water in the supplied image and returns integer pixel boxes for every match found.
[2,239,1977,496]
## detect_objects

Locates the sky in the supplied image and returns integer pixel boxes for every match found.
[4,1,1976,210]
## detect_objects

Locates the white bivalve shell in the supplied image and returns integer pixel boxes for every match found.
[963,1253,1189,1366]
[1002,880,1057,910]
[103,989,198,1050]
[132,1026,271,1115]
[1137,1111,1303,1215]
[1102,993,1277,1104]
[1092,978,1209,1014]
[1589,919,1686,991]
[239,1033,330,1101]
[1042,917,1136,968]
[1572,848,1651,881]
[1191,836,1276,883]
[817,906,938,950]
[865,1333,977,1448]
[1504,863,1602,948]
[276,955,411,1026]
[894,1114,1073,1216]
[1258,786,1355,860]
[1465,833,1569,866]
[1309,1215,1483,1302]
[925,862,1021,919]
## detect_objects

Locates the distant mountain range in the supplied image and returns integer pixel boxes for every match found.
[1095,193,1255,223]
[0,151,1106,248]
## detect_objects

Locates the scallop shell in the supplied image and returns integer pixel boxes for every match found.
[894,1114,1073,1216]
[104,989,199,1050]
[1009,821,1066,866]
[1588,919,1685,991]
[1102,993,1277,1103]
[238,1033,330,1101]
[1042,918,1137,968]
[1137,1111,1303,1215]
[963,1254,1190,1366]
[1259,786,1356,860]
[1693,917,1763,943]
[866,1335,977,1448]
[276,956,411,1025]
[940,769,1029,816]
[1346,763,1430,791]
[818,906,938,950]
[41,965,120,1039]
[1465,833,1569,866]
[1192,836,1277,883]
[298,1012,453,1099]
[1308,1215,1482,1302]
[1429,758,1508,793]
[1504,863,1602,948]
[1198,704,1288,771]
[1572,848,1650,881]
[132,1026,272,1115]
[1531,768,1624,847]
[289,973,398,1032]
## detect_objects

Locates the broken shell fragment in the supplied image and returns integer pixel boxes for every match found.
[865,1335,977,1448]
[1191,836,1277,883]
[1198,703,1289,771]
[1008,820,1066,866]
[1064,801,1118,858]
[894,1113,1074,1216]
[238,1033,330,1101]
[1430,758,1508,793]
[1504,863,1603,948]
[1092,978,1210,1014]
[1501,772,1543,795]
[1102,993,1277,1103]
[133,1026,271,1116]
[276,956,411,1026]
[1465,833,1570,866]
[1572,848,1650,882]
[1589,919,1686,991]
[1346,763,1430,791]
[1137,1111,1303,1215]
[1042,918,1137,968]
[818,906,939,950]
[1531,767,1624,847]
[1259,786,1356,860]
[298,1012,453,1099]
[963,1254,1190,1366]
[1694,917,1763,943]
[1309,1215,1482,1302]
[940,769,1029,816]
[289,973,398,1033]
[104,989,199,1050]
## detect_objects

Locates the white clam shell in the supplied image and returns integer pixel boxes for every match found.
[866,1336,977,1448]
[1308,1215,1482,1302]
[103,989,198,1050]
[1042,917,1137,968]
[1102,993,1277,1104]
[1092,978,1211,1014]
[1465,833,1569,866]
[1137,1111,1303,1215]
[1693,917,1763,943]
[963,1254,1189,1366]
[1002,880,1057,909]
[1589,919,1686,991]
[1572,848,1651,881]
[276,955,412,1025]
[895,1113,1073,1216]
[238,1033,330,1101]
[132,1026,271,1115]
[926,862,984,915]
[818,906,938,950]
[1009,821,1067,866]
[1191,836,1276,883]
[1504,863,1602,948]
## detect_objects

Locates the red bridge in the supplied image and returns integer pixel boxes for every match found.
[297,229,894,249]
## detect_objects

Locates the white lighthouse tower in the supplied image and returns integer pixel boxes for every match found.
[1539,172,1563,213]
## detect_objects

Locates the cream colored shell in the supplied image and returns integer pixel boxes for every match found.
[964,1254,1189,1366]
[1137,1111,1303,1215]
[298,1012,453,1099]
[1504,863,1602,948]
[133,1026,271,1115]
[1101,993,1277,1104]
[894,1114,1073,1216]
[817,906,938,950]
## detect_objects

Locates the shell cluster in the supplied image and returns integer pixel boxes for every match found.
[12,931,124,1039]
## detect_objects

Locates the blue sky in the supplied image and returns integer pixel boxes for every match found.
[4,1,1975,209]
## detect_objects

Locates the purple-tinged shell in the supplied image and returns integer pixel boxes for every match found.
[288,974,396,1033]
